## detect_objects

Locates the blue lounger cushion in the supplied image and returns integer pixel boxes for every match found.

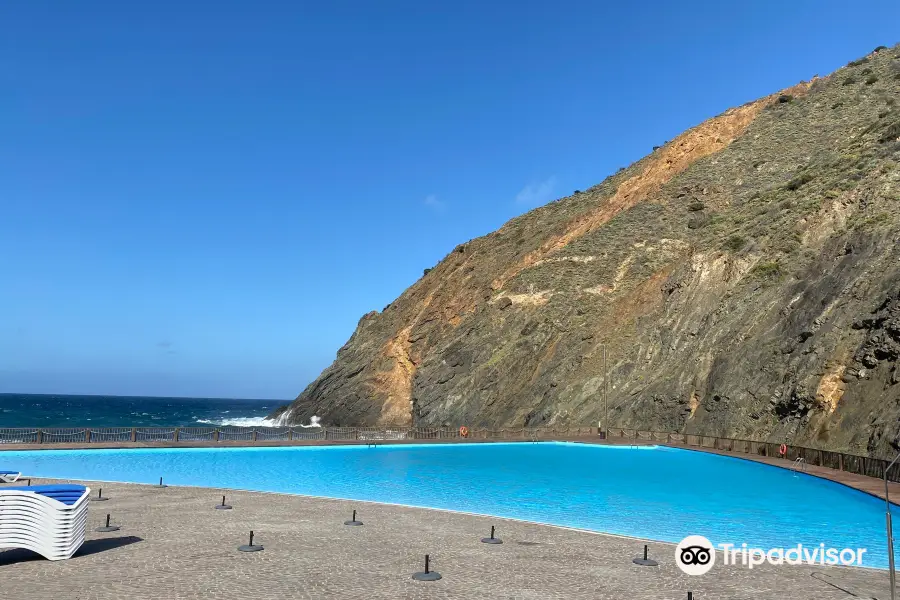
[0,471,19,475]
[2,485,88,506]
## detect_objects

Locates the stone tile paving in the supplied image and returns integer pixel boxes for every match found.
[0,479,890,599]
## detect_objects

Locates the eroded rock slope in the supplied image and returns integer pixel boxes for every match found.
[272,46,900,456]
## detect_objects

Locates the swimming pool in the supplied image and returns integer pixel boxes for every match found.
[2,442,895,568]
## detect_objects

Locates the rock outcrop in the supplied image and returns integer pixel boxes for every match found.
[272,45,900,457]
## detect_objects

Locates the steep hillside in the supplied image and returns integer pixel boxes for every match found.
[272,45,900,457]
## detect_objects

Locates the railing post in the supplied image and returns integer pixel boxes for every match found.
[131,427,136,442]
[253,429,258,442]
[839,453,844,471]
[174,428,180,442]
[215,429,220,442]
[85,429,91,443]
[289,427,293,441]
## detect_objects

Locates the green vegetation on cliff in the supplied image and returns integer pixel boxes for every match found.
[272,44,900,458]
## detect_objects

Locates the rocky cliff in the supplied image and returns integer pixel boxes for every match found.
[272,45,900,457]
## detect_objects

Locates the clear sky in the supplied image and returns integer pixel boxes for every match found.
[2,1,898,400]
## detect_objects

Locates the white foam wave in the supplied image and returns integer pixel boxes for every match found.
[195,416,279,427]
[196,414,323,428]
[298,415,322,428]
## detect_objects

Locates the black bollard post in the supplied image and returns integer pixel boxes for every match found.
[93,487,108,502]
[688,593,693,600]
[633,544,658,566]
[481,525,503,544]
[95,513,120,532]
[344,509,363,526]
[238,529,263,552]
[412,554,442,581]
[156,476,167,489]
[26,479,31,486]
[215,494,232,510]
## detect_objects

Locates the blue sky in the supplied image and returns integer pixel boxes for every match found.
[2,1,898,400]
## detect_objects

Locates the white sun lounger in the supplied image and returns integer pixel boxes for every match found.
[0,471,21,483]
[0,484,90,560]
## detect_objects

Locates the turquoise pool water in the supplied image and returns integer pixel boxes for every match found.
[1,442,895,568]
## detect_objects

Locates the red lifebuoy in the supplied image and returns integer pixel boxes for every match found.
[779,443,787,456]
[459,426,469,438]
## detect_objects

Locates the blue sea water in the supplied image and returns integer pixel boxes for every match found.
[0,393,280,427]
[1,442,896,569]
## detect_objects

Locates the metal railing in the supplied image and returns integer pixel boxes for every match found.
[791,457,808,473]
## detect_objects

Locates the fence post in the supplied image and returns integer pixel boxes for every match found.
[174,428,180,442]
[85,429,91,443]
[838,453,844,471]
[253,430,258,442]
[131,427,136,442]
[289,428,293,441]
[37,429,43,444]
[215,429,220,442]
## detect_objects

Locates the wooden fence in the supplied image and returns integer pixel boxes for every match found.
[1,424,896,483]
[606,427,900,483]
[0,426,595,445]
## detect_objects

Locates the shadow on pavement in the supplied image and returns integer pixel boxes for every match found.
[0,536,143,566]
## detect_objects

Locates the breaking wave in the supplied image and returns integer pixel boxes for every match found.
[195,415,322,428]
[195,417,278,427]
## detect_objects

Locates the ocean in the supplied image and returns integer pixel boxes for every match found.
[0,393,284,428]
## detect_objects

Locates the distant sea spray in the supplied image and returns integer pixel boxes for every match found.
[196,415,322,428]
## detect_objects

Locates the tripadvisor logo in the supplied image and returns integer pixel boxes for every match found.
[675,535,867,575]
[676,535,715,575]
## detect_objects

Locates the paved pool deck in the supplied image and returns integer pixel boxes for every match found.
[0,478,890,600]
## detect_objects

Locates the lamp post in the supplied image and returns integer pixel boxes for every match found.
[885,453,900,600]
[603,345,609,440]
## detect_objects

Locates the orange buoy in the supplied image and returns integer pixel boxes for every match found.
[459,426,469,438]
[779,443,787,456]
